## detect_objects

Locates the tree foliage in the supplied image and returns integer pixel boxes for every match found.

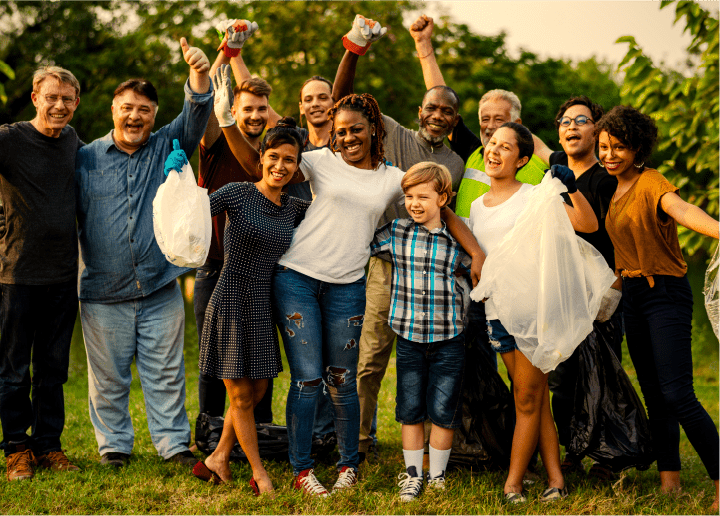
[617,0,718,256]
[0,1,621,146]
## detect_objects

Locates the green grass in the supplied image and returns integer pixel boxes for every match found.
[1,257,717,514]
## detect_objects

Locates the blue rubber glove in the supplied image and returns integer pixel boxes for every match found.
[550,164,577,194]
[164,139,188,176]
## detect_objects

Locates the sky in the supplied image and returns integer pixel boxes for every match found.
[421,1,716,69]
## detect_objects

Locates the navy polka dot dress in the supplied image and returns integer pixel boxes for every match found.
[199,182,309,380]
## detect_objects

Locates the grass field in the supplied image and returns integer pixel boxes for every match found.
[1,257,717,514]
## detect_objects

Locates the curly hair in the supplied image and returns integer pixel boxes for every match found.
[260,116,304,164]
[329,93,386,170]
[554,95,604,129]
[594,105,658,167]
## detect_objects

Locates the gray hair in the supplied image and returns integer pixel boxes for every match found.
[33,66,80,97]
[478,89,521,121]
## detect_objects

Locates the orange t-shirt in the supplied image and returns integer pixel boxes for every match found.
[605,169,687,280]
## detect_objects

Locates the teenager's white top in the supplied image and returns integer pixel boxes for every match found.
[468,182,535,319]
[278,148,405,283]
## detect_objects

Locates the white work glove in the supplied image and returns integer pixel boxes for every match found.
[212,65,235,128]
[342,15,388,56]
[595,287,622,323]
[215,19,259,57]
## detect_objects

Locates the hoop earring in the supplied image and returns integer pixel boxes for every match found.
[634,161,644,169]
[598,161,605,168]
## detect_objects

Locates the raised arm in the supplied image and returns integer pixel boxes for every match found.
[532,133,553,164]
[211,65,262,179]
[200,51,231,149]
[332,15,388,102]
[661,191,720,239]
[441,208,486,287]
[409,15,446,90]
[181,37,210,94]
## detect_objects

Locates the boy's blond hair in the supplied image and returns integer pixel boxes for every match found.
[401,161,453,207]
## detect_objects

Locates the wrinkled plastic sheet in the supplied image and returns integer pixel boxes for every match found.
[448,337,515,470]
[153,162,211,268]
[704,245,719,339]
[471,174,616,373]
[568,327,655,472]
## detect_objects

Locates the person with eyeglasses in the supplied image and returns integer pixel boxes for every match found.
[0,65,82,481]
[534,96,627,483]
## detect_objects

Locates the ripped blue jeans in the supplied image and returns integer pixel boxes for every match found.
[272,265,364,475]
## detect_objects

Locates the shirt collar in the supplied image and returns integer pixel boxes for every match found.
[411,218,450,237]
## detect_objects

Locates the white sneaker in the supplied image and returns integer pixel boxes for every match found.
[427,472,446,490]
[293,468,329,497]
[398,472,424,502]
[331,466,358,492]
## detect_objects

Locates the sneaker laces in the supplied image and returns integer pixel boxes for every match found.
[398,472,423,495]
[427,474,445,489]
[8,449,35,475]
[333,467,357,490]
[297,469,329,497]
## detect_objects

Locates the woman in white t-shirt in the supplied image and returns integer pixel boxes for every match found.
[468,123,598,503]
[272,93,406,495]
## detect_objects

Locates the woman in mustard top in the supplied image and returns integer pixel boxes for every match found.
[597,105,719,510]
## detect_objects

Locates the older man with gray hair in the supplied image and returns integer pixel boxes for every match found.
[0,65,82,481]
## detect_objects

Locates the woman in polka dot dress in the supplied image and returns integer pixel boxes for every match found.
[191,118,309,495]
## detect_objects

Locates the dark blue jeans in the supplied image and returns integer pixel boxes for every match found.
[623,274,719,479]
[272,265,364,475]
[194,262,272,423]
[395,333,465,429]
[0,280,78,456]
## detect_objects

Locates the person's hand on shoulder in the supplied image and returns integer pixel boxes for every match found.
[343,14,388,56]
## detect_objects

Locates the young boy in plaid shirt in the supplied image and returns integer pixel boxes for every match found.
[370,162,472,502]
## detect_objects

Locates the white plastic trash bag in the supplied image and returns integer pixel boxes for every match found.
[704,244,719,339]
[471,173,616,373]
[153,162,211,268]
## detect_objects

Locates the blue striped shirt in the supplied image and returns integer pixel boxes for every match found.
[370,218,471,343]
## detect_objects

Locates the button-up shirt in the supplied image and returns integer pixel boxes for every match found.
[76,79,213,302]
[371,218,471,343]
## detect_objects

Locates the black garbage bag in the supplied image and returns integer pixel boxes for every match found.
[448,335,515,470]
[568,330,655,472]
[195,413,289,462]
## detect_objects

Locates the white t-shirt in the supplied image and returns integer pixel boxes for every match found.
[468,182,535,319]
[278,148,405,283]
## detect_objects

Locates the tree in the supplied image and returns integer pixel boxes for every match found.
[617,0,718,256]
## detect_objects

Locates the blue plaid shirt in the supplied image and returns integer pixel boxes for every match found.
[76,79,213,302]
[370,218,471,343]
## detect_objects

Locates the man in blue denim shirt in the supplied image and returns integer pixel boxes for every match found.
[75,38,213,469]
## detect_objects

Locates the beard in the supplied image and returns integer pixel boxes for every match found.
[418,125,448,146]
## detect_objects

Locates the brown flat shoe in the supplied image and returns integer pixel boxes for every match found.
[36,450,80,472]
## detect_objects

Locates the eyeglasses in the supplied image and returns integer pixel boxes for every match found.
[42,94,76,106]
[557,115,593,127]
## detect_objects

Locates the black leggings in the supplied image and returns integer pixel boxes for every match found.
[623,274,719,479]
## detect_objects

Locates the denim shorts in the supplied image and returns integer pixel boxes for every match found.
[486,319,519,354]
[395,333,465,429]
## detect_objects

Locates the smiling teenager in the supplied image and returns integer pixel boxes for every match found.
[190,117,310,496]
[467,122,598,504]
[596,105,719,511]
